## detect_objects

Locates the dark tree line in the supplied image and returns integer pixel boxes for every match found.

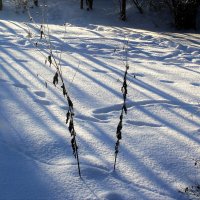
[172,0,200,29]
[0,0,199,30]
[80,0,93,10]
[0,0,38,11]
[121,0,127,21]
[79,0,200,30]
[0,0,2,10]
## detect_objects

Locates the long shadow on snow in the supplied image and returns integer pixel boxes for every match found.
[40,24,200,146]
[5,21,124,102]
[0,39,104,200]
[0,61,70,159]
[0,141,59,199]
[1,15,199,198]
[77,122,183,199]
[9,19,200,149]
[0,43,76,164]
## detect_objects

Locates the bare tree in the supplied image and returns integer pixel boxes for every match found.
[80,0,83,9]
[171,0,200,29]
[86,0,93,10]
[121,0,126,21]
[0,0,3,10]
[141,0,200,29]
[34,0,38,7]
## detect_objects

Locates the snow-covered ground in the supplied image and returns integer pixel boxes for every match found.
[0,0,200,199]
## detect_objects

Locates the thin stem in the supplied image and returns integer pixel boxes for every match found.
[74,137,81,177]
[24,2,81,177]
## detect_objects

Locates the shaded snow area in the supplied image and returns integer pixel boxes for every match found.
[0,0,200,199]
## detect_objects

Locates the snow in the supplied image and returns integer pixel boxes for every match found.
[0,0,200,199]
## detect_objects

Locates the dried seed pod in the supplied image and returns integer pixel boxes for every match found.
[71,137,76,157]
[68,119,74,134]
[123,104,127,114]
[117,131,122,140]
[53,72,58,86]
[67,96,73,110]
[71,136,78,158]
[117,121,122,133]
[120,113,123,121]
[40,30,44,39]
[61,84,67,96]
[115,140,120,154]
[66,110,70,124]
[48,55,52,66]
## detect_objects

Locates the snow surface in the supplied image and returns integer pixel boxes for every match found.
[0,0,200,199]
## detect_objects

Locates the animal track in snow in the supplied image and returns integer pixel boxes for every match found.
[93,104,122,114]
[191,128,200,138]
[34,99,52,106]
[140,35,153,40]
[92,114,112,121]
[0,78,7,83]
[191,82,200,87]
[126,120,162,128]
[160,80,174,84]
[76,114,109,123]
[131,73,145,78]
[93,100,197,114]
[81,166,109,180]
[34,91,46,98]
[12,83,29,89]
[100,192,124,200]
[13,59,28,63]
[60,105,68,110]
[92,69,108,73]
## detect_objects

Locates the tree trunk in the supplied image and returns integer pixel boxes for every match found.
[121,0,126,21]
[34,0,38,7]
[0,0,2,10]
[132,0,143,14]
[172,0,200,29]
[86,0,93,10]
[80,0,83,9]
[88,0,93,10]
